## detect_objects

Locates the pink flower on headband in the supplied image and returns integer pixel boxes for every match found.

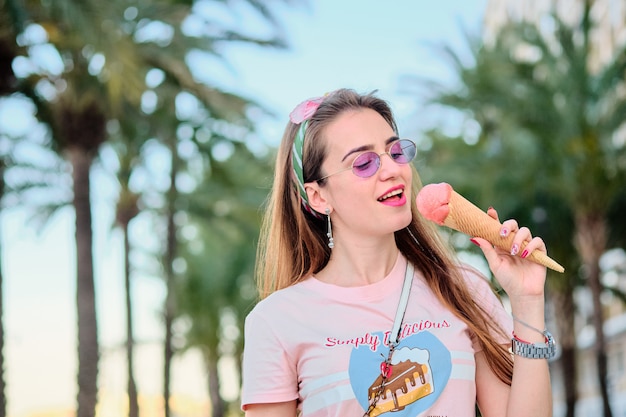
[289,96,325,124]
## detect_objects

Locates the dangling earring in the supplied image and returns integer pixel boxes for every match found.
[325,208,334,248]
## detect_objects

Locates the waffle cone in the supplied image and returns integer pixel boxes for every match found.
[445,190,565,273]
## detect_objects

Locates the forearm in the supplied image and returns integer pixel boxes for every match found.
[507,297,553,417]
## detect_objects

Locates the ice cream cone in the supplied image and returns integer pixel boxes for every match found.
[416,182,565,273]
[445,190,564,273]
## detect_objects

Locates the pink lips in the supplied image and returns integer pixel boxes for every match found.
[377,186,407,207]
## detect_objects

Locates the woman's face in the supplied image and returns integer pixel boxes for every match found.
[315,108,413,241]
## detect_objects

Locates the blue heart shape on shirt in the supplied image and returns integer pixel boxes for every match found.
[348,331,451,416]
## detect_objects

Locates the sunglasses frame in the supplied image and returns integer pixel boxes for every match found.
[315,139,417,182]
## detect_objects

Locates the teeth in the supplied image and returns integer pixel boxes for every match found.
[378,189,403,201]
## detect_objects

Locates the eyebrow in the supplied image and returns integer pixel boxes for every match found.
[340,136,400,162]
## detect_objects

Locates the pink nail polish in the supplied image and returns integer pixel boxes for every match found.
[511,244,519,256]
[521,250,529,258]
[500,228,508,237]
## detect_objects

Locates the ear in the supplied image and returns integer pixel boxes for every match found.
[304,181,329,214]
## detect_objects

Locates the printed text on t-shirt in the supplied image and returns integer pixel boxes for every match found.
[324,319,451,352]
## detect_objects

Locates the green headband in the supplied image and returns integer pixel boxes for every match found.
[289,95,326,216]
[291,120,309,204]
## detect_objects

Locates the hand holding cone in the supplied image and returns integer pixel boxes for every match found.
[416,182,565,273]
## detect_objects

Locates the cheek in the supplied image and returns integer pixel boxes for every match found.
[403,164,414,181]
[327,179,369,211]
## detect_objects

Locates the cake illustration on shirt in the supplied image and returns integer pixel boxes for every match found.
[367,347,434,417]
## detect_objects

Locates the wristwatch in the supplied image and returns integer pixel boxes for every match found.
[511,330,556,359]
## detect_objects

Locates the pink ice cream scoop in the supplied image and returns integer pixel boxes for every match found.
[415,182,453,225]
[416,182,565,273]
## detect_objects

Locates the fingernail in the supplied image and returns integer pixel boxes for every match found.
[470,238,480,247]
[511,244,519,256]
[521,249,529,259]
[500,228,508,237]
[488,206,494,211]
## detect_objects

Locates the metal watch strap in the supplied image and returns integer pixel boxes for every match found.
[511,330,556,359]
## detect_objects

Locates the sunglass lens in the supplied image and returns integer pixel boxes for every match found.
[391,140,416,163]
[352,152,381,177]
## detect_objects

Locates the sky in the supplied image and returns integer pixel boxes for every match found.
[0,1,488,416]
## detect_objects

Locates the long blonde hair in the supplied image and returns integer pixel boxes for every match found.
[255,88,513,385]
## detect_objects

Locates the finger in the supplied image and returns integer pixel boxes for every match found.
[499,218,519,239]
[519,236,547,259]
[470,237,504,269]
[511,226,531,256]
[487,206,499,222]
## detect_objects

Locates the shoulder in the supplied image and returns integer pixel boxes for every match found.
[245,279,313,325]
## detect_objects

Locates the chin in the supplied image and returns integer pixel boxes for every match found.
[392,210,413,232]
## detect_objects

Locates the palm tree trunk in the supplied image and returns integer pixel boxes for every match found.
[551,285,578,417]
[0,38,18,96]
[235,333,244,406]
[574,212,612,417]
[163,139,178,417]
[0,162,6,417]
[124,223,139,417]
[163,272,174,417]
[69,147,99,417]
[207,354,225,417]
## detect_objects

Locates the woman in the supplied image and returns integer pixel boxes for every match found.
[241,89,554,417]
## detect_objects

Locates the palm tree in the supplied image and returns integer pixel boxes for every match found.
[416,129,581,417]
[0,3,33,415]
[0,160,5,417]
[109,112,144,417]
[129,1,298,412]
[176,141,270,416]
[479,14,625,417]
[147,91,267,417]
[412,4,626,415]
[163,126,178,417]
[27,53,110,417]
[4,2,299,417]
[4,1,151,415]
[0,0,24,97]
[178,228,252,417]
[116,185,140,417]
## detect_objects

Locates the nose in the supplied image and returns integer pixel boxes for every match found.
[377,152,402,179]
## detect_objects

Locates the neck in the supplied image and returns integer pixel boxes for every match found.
[315,234,400,286]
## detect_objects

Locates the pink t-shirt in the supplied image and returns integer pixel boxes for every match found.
[241,254,512,416]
